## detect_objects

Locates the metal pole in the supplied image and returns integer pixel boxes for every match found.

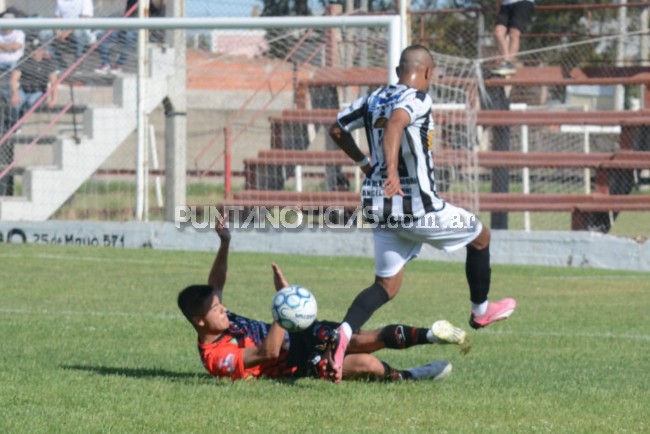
[615,0,627,110]
[641,7,649,71]
[135,0,149,221]
[224,126,232,199]
[164,0,188,222]
[1,16,402,31]
[149,124,163,208]
[388,15,401,84]
[398,0,409,49]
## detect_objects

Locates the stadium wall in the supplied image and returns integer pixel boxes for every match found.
[1,221,649,272]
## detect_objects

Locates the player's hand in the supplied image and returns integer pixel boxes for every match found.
[215,215,230,243]
[271,263,289,291]
[383,172,404,198]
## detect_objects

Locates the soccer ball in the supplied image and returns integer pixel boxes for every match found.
[271,285,317,332]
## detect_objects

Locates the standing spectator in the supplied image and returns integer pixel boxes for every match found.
[94,0,167,75]
[0,13,25,74]
[51,0,95,71]
[492,0,535,76]
[7,38,58,128]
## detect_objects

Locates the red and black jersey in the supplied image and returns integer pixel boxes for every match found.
[198,311,338,381]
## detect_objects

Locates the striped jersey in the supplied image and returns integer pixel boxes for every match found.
[336,84,444,221]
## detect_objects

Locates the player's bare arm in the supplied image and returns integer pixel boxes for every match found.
[241,322,286,368]
[207,217,230,300]
[382,109,410,197]
[272,263,289,291]
[329,123,371,175]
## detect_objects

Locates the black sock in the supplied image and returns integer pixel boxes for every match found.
[342,283,389,332]
[466,245,491,304]
[379,325,430,349]
[379,361,404,382]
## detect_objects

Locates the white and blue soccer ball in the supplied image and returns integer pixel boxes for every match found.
[271,285,317,332]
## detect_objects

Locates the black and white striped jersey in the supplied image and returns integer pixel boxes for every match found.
[336,84,444,221]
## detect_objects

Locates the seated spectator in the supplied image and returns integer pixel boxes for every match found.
[49,0,95,71]
[6,38,58,129]
[0,12,25,74]
[94,0,167,74]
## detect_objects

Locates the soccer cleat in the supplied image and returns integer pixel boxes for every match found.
[491,61,516,76]
[405,360,452,381]
[324,326,350,383]
[431,320,468,345]
[110,65,123,75]
[469,298,517,329]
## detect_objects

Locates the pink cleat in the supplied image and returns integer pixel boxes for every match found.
[469,298,517,329]
[325,326,350,383]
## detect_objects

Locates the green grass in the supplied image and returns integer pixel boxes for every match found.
[1,245,649,433]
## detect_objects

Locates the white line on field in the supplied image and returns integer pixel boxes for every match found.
[0,307,181,321]
[2,307,650,341]
[0,252,207,267]
[537,275,650,281]
[479,329,650,341]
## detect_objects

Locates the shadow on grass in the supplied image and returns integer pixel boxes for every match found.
[61,364,316,387]
[61,364,216,385]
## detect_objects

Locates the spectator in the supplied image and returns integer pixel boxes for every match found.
[0,13,25,74]
[6,38,58,128]
[94,0,167,75]
[492,0,535,76]
[50,0,95,71]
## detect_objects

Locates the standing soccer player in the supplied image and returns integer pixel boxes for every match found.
[327,44,516,382]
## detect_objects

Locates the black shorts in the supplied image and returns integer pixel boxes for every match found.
[285,320,339,378]
[497,1,534,32]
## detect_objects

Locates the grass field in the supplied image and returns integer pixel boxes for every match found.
[1,244,649,433]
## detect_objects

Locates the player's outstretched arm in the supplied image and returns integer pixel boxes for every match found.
[207,217,230,300]
[382,109,410,197]
[329,123,371,175]
[241,322,286,368]
[271,263,289,292]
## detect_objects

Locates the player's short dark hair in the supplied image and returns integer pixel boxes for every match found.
[177,285,213,322]
[399,44,434,69]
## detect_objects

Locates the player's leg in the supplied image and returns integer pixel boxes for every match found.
[342,353,452,382]
[329,228,420,382]
[347,321,468,354]
[341,227,420,332]
[406,204,516,329]
[466,227,516,329]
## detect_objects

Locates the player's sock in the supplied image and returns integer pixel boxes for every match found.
[471,300,488,316]
[380,361,404,382]
[338,322,352,340]
[466,244,491,307]
[379,325,430,348]
[342,283,389,332]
